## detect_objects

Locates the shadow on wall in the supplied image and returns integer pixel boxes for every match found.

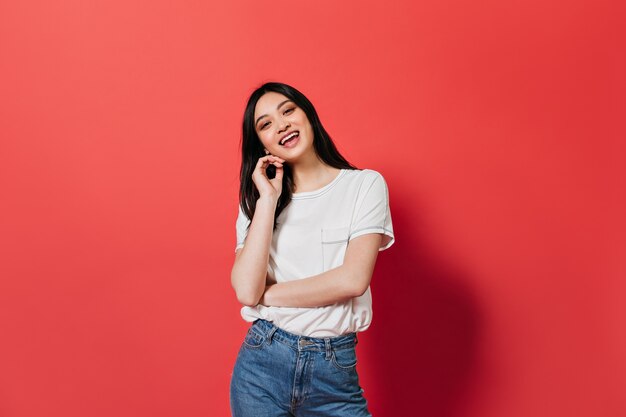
[362,197,484,417]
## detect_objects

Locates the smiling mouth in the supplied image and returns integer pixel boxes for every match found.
[280,131,299,146]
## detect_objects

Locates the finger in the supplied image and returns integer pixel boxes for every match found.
[254,156,284,178]
[273,164,284,182]
[255,156,274,173]
[255,157,267,171]
[263,155,285,163]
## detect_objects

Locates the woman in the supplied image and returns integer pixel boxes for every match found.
[230,82,394,417]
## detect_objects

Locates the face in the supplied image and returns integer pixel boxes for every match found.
[253,92,315,162]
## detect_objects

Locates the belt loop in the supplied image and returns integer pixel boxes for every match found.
[324,338,332,360]
[266,325,278,345]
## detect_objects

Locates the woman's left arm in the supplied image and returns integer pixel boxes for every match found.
[259,233,383,308]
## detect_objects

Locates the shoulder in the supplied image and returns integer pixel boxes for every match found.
[343,168,388,189]
[360,168,387,182]
[336,169,390,204]
[344,168,386,181]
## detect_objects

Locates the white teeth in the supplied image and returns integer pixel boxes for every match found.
[280,132,298,145]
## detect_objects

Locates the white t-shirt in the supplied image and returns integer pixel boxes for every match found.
[235,168,394,337]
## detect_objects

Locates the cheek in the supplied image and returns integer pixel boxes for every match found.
[256,132,273,147]
[304,124,314,141]
[299,117,313,135]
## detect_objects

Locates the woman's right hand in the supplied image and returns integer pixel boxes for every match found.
[252,155,285,202]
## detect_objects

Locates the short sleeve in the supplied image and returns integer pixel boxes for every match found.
[235,205,251,252]
[349,171,395,251]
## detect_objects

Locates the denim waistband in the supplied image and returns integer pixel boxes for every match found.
[251,319,357,352]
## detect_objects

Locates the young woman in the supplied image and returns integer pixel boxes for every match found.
[230,82,394,417]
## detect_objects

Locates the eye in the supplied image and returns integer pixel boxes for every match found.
[259,121,270,130]
[283,107,295,115]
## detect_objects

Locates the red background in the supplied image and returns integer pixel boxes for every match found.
[1,1,624,416]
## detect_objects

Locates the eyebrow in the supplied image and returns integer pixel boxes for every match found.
[255,99,294,126]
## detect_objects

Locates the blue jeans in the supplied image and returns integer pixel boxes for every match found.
[230,319,372,417]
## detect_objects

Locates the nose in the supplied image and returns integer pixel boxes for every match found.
[277,117,290,134]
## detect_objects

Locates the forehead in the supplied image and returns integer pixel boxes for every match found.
[254,92,291,118]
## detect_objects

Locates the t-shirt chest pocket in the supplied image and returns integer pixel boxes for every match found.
[321,227,350,271]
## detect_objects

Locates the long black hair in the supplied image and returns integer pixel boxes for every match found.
[239,82,357,225]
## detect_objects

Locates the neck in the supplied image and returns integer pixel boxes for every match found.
[291,156,340,193]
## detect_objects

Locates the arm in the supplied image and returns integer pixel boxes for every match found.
[259,233,383,308]
[230,155,284,307]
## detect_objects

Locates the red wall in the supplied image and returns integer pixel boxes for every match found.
[1,1,624,416]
